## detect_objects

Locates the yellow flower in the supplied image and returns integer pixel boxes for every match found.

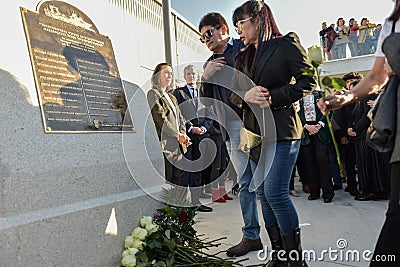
[140,216,153,227]
[124,236,134,248]
[145,223,159,235]
[132,227,148,240]
[121,254,137,267]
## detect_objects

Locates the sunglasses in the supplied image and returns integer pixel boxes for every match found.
[199,25,221,43]
[235,17,253,33]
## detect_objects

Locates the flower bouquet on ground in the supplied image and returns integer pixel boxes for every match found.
[119,188,247,267]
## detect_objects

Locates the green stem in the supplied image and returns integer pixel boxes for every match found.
[325,112,342,167]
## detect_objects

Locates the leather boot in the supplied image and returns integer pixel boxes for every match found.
[265,224,287,267]
[226,237,263,257]
[282,228,308,267]
[212,189,225,203]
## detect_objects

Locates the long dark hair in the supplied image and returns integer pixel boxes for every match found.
[233,0,282,77]
[388,0,400,22]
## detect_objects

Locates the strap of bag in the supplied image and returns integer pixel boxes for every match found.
[391,19,396,33]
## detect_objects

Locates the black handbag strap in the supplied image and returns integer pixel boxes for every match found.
[391,20,396,33]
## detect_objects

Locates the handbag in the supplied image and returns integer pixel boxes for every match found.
[366,77,398,153]
[238,126,262,163]
[381,20,400,75]
[365,20,399,153]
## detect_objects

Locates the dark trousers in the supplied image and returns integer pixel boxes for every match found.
[300,135,334,198]
[370,162,400,266]
[209,134,227,188]
[355,139,380,195]
[343,141,358,190]
[179,133,204,205]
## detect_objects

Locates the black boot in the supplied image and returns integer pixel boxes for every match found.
[265,224,287,267]
[282,228,308,267]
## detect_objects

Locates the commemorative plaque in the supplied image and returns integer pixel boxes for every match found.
[20,1,135,133]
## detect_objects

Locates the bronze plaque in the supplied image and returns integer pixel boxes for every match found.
[20,1,135,133]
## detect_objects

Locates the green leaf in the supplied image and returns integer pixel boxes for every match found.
[155,261,167,267]
[148,239,162,249]
[163,237,176,250]
[301,67,315,77]
[321,77,332,87]
[166,255,175,267]
[311,61,320,69]
[331,78,346,89]
[165,230,171,239]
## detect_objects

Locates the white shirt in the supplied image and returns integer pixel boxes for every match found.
[187,85,198,98]
[162,91,179,132]
[375,18,400,57]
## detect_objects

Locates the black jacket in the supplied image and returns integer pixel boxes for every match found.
[173,85,213,134]
[230,32,316,141]
[201,38,245,140]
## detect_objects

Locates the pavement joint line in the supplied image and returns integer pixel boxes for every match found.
[0,185,163,231]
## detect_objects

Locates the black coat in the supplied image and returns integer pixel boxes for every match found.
[200,38,245,140]
[230,32,316,141]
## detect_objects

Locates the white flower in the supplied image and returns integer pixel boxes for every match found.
[127,247,139,255]
[145,223,159,235]
[131,239,145,250]
[132,227,148,240]
[140,216,153,228]
[121,254,137,267]
[124,236,134,248]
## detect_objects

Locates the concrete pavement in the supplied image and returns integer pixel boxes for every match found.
[194,180,388,266]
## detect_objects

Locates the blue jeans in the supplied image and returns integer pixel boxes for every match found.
[238,160,260,239]
[257,140,301,235]
[225,119,248,180]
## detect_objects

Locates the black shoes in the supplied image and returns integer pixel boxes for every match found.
[323,198,333,203]
[355,193,378,201]
[307,195,320,200]
[226,237,263,257]
[196,205,213,212]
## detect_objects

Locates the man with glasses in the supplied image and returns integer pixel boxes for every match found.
[199,13,263,257]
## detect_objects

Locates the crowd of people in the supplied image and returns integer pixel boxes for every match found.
[320,18,382,60]
[146,0,400,266]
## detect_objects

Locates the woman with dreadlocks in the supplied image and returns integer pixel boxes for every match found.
[228,1,316,266]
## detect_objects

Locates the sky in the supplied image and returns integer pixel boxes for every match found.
[171,0,394,50]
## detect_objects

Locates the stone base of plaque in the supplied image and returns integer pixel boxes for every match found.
[0,68,164,266]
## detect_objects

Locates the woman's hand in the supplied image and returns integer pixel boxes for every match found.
[244,86,271,108]
[177,133,192,146]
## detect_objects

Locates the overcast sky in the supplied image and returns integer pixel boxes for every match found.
[171,0,394,50]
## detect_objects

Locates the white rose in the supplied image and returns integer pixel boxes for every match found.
[145,223,159,235]
[131,239,145,250]
[140,216,153,228]
[127,247,139,255]
[121,254,137,267]
[132,227,148,240]
[125,236,134,248]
